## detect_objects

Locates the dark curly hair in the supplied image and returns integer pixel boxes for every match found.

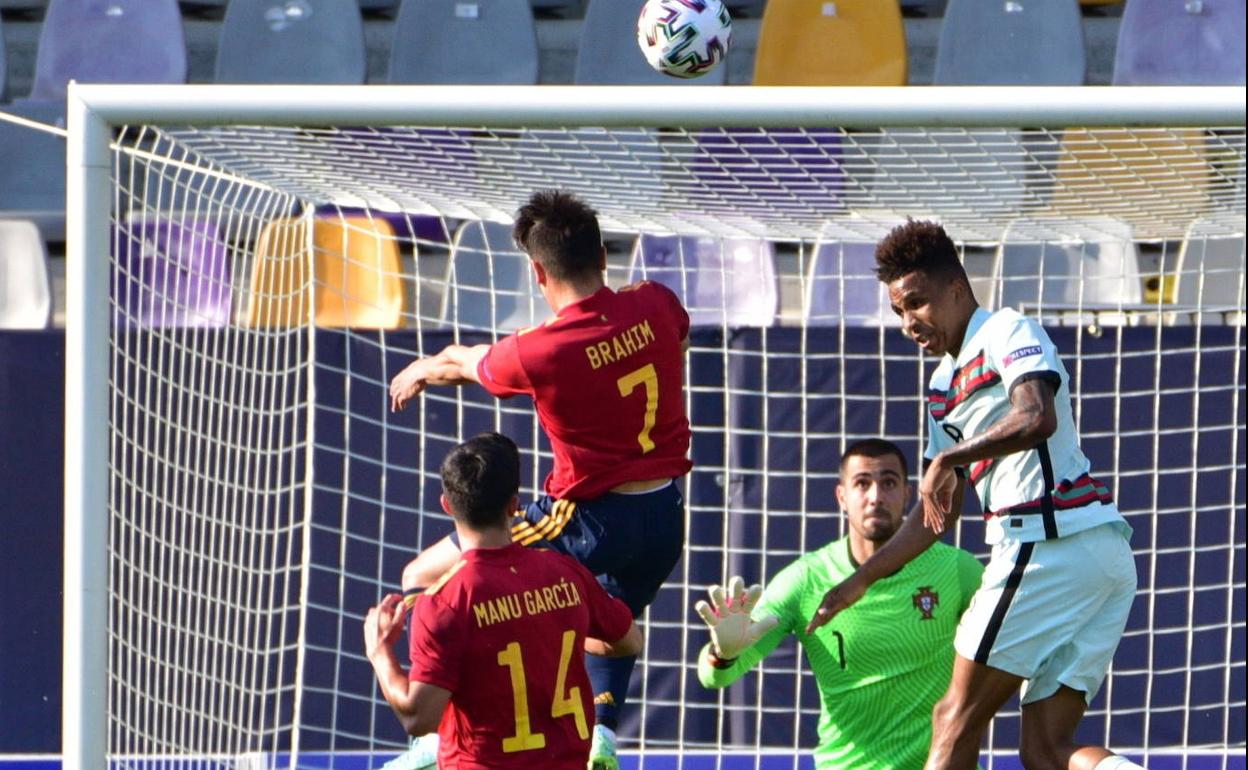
[512,190,603,282]
[874,219,968,287]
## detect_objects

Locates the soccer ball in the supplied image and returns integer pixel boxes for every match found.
[637,0,733,79]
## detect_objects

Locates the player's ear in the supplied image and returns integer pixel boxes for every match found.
[439,494,453,516]
[508,494,520,517]
[598,244,608,272]
[531,259,548,287]
[835,481,847,512]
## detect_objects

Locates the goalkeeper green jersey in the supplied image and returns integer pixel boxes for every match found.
[698,538,984,770]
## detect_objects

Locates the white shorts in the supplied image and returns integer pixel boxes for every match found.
[955,521,1136,704]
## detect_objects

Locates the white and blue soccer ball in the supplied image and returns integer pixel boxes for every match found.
[637,0,733,79]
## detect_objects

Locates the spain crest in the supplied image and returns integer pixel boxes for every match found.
[912,586,939,620]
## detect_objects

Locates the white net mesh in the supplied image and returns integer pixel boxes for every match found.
[101,113,1245,769]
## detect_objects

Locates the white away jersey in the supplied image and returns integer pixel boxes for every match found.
[925,308,1126,544]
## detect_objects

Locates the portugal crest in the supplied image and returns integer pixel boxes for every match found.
[912,586,939,620]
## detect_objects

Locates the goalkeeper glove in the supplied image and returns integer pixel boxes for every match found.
[694,576,780,661]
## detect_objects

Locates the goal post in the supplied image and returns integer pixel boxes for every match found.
[65,84,1246,770]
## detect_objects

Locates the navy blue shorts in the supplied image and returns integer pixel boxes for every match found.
[454,481,685,617]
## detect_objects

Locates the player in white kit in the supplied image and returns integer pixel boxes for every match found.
[808,220,1146,770]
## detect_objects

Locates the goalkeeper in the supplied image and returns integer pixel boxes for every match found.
[695,439,983,769]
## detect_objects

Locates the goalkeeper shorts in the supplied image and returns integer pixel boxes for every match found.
[954,521,1136,705]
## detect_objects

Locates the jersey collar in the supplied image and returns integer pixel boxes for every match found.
[949,307,992,364]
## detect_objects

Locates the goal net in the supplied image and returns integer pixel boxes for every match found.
[67,85,1245,770]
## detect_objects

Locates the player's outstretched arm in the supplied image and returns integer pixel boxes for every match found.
[389,344,490,411]
[363,594,452,735]
[806,492,960,634]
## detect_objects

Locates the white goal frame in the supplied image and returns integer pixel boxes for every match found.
[64,84,1246,770]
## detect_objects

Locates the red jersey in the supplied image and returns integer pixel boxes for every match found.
[407,544,634,770]
[475,282,693,500]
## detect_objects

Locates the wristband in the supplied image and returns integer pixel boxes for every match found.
[707,649,737,669]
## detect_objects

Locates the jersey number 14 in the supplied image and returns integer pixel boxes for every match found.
[496,629,589,753]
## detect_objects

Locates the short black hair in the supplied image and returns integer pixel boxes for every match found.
[874,219,968,288]
[839,438,909,481]
[440,432,521,530]
[512,190,603,282]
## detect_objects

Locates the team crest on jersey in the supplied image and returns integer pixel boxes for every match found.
[912,586,939,620]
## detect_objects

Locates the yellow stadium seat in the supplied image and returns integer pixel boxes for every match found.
[1048,128,1213,233]
[754,0,907,86]
[244,215,406,328]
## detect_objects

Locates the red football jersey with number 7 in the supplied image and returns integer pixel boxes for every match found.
[408,544,635,770]
[475,282,693,500]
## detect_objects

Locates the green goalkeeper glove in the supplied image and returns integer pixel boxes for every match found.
[694,576,781,660]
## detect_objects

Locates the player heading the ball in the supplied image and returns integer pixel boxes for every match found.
[808,221,1145,770]
[388,190,693,770]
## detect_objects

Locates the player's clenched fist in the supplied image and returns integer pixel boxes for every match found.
[363,593,408,660]
[694,576,780,660]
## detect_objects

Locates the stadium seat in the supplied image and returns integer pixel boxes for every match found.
[388,0,538,85]
[804,240,899,326]
[243,215,405,328]
[0,102,66,241]
[0,219,52,329]
[1174,218,1246,312]
[27,0,185,102]
[215,0,366,84]
[1048,127,1214,232]
[575,0,727,85]
[753,0,907,85]
[628,235,777,326]
[114,217,231,327]
[1113,0,1245,85]
[443,220,551,332]
[997,218,1143,317]
[934,0,1085,85]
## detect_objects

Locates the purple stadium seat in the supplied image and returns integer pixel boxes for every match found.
[1113,0,1246,85]
[805,240,899,326]
[29,0,186,102]
[115,218,232,327]
[628,234,777,327]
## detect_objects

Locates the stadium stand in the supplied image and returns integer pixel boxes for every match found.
[996,218,1144,320]
[934,0,1085,85]
[0,218,51,329]
[26,0,185,102]
[0,101,65,240]
[215,0,367,84]
[1113,0,1246,85]
[388,0,539,85]
[444,220,552,332]
[753,0,907,85]
[628,235,778,326]
[114,217,232,328]
[575,0,727,85]
[244,215,406,328]
[804,239,898,326]
[1175,218,1247,312]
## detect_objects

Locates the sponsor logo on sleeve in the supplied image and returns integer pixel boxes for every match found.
[1002,345,1042,367]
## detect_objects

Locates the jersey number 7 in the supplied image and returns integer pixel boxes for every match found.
[617,363,659,454]
[496,629,589,752]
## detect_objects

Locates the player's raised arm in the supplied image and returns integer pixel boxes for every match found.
[389,343,490,411]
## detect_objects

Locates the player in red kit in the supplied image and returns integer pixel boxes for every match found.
[387,190,692,770]
[364,433,642,770]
